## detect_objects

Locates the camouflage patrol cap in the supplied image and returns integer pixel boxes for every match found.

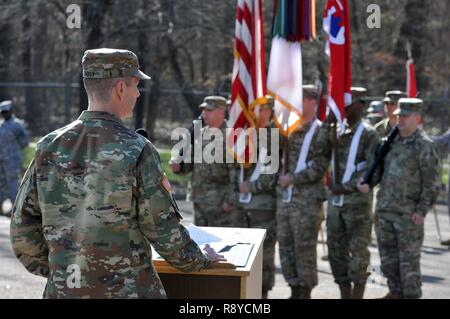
[350,87,368,105]
[200,96,227,110]
[393,98,423,116]
[367,101,384,114]
[82,48,151,80]
[303,84,319,99]
[367,100,384,114]
[383,90,407,103]
[0,100,13,112]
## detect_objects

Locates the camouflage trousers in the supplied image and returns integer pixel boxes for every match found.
[277,197,324,288]
[243,210,277,293]
[327,202,372,285]
[193,202,235,227]
[375,211,424,299]
[0,160,21,204]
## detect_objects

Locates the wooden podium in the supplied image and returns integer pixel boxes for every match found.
[153,227,266,299]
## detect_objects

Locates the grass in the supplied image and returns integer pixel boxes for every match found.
[22,143,37,171]
[21,143,190,184]
[442,159,449,186]
[159,148,191,184]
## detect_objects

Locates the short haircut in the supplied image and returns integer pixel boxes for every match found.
[83,77,132,103]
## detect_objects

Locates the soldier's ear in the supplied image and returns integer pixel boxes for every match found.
[113,80,126,101]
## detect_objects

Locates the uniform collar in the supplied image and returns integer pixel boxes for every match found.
[78,111,123,124]
[396,129,420,144]
[298,118,318,132]
[343,119,362,135]
[2,116,14,122]
[384,118,395,130]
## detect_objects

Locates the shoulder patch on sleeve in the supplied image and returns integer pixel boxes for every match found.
[161,173,172,193]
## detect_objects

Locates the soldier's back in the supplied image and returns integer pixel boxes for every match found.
[32,111,165,298]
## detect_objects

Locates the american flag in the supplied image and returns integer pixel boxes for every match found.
[227,0,267,164]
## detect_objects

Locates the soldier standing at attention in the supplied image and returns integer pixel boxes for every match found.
[233,96,278,299]
[321,87,380,299]
[431,129,450,246]
[374,90,406,137]
[359,98,441,299]
[10,48,223,299]
[169,96,236,227]
[277,85,329,299]
[0,100,29,216]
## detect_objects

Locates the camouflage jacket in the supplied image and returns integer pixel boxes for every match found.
[178,122,234,207]
[230,124,280,212]
[375,129,441,216]
[320,119,380,206]
[10,111,210,299]
[374,118,395,138]
[280,119,330,202]
[0,116,29,161]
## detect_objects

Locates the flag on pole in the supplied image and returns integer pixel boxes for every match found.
[406,44,418,98]
[323,0,351,132]
[406,42,421,125]
[268,0,316,137]
[228,0,267,164]
[406,59,417,98]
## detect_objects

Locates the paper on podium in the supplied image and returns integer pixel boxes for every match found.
[186,224,222,245]
[217,243,254,267]
[152,225,223,260]
[153,225,253,268]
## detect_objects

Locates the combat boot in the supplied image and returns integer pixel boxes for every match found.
[352,283,366,299]
[298,287,312,299]
[441,239,450,246]
[289,286,301,299]
[338,283,352,299]
[377,292,401,299]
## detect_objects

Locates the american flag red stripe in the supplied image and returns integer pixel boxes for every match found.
[228,0,267,164]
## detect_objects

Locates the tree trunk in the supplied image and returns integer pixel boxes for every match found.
[79,0,113,113]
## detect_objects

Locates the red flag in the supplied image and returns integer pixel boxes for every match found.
[317,91,328,121]
[228,0,267,164]
[406,58,417,98]
[323,0,352,131]
[406,45,421,125]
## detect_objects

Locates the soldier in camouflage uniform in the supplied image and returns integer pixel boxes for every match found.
[431,129,450,246]
[359,98,441,299]
[170,96,236,227]
[10,48,223,299]
[230,96,279,299]
[320,87,380,299]
[0,100,29,215]
[277,85,329,299]
[374,91,406,138]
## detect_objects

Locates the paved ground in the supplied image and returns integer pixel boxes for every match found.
[1,201,449,299]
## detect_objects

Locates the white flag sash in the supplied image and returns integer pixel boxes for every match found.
[294,119,320,174]
[341,122,366,184]
[239,149,268,203]
[281,119,319,203]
